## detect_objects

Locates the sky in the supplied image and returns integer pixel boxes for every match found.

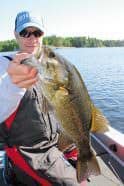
[1,0,124,41]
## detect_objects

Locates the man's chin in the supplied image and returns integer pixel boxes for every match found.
[27,48,37,54]
[24,46,41,57]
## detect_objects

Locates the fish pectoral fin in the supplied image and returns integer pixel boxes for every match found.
[76,153,100,183]
[54,87,69,104]
[91,105,109,133]
[59,86,69,95]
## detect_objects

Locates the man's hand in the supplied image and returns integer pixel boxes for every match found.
[7,53,38,88]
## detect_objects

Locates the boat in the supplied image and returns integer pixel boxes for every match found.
[91,126,124,185]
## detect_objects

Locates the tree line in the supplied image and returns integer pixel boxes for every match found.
[0,36,124,52]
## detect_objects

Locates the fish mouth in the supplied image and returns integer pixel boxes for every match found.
[44,77,54,82]
[39,76,56,84]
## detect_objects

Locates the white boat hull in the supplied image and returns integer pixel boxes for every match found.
[91,126,124,183]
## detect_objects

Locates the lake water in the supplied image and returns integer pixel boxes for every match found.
[56,47,124,134]
[0,47,124,134]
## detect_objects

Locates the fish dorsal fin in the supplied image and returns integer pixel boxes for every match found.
[91,105,109,133]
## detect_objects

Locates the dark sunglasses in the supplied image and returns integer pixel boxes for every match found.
[19,29,43,38]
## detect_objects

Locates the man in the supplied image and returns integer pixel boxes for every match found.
[0,11,86,186]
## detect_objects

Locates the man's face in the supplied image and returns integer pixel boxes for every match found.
[15,27,44,55]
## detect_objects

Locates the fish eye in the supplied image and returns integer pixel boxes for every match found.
[49,51,55,58]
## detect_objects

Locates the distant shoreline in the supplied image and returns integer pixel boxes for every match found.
[1,36,124,52]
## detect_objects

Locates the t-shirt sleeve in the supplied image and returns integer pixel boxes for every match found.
[0,56,26,123]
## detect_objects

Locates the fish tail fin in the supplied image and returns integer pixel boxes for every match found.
[76,152,100,182]
[91,105,109,133]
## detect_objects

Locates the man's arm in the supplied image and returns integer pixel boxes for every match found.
[0,54,38,122]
